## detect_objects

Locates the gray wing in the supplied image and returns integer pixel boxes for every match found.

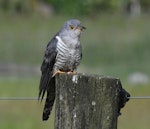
[38,36,58,101]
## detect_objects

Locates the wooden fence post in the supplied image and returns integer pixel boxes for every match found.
[55,73,129,129]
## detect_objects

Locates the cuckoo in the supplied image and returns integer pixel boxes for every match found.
[38,19,86,121]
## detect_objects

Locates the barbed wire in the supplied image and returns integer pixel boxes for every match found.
[0,96,150,100]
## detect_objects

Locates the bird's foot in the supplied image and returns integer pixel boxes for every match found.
[52,70,77,77]
[52,70,65,77]
[67,71,77,75]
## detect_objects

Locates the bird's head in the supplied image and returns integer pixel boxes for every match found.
[61,19,86,39]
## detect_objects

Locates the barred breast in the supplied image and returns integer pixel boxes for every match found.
[53,36,81,73]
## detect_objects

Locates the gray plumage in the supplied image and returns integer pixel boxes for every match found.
[53,35,81,73]
[39,19,85,121]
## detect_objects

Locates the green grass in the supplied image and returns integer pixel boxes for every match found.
[81,15,150,80]
[0,77,55,129]
[119,83,150,129]
[0,13,150,81]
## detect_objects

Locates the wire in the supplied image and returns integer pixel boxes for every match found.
[128,96,150,99]
[0,97,46,100]
[0,96,150,100]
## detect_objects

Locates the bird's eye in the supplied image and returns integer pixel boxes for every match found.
[70,25,74,30]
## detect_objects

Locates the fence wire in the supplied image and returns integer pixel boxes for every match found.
[128,96,150,99]
[0,97,46,100]
[0,96,150,100]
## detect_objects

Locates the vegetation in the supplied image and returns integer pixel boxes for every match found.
[1,0,150,16]
[0,77,54,129]
[0,13,150,82]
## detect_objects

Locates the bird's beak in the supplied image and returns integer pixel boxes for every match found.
[82,26,86,30]
[77,25,86,31]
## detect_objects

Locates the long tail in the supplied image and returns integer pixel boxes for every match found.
[39,69,52,101]
[42,77,55,121]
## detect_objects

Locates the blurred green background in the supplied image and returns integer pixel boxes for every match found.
[0,0,150,129]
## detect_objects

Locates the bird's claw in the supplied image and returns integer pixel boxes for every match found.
[67,71,77,75]
[52,70,77,77]
[52,70,65,77]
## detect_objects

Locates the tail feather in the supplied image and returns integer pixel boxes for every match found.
[38,69,52,101]
[43,77,55,121]
[39,68,56,120]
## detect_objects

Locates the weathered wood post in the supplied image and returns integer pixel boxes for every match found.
[55,73,129,129]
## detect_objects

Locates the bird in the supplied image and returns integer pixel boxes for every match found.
[38,19,86,121]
